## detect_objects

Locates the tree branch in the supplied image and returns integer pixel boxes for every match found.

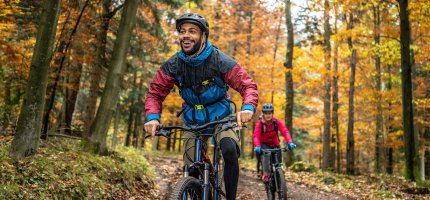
[47,133,82,140]
[106,4,124,20]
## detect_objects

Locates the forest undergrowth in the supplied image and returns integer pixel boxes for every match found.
[0,135,429,199]
[0,136,157,199]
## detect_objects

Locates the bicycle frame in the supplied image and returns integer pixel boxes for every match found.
[262,148,288,198]
[151,115,237,200]
[184,128,226,199]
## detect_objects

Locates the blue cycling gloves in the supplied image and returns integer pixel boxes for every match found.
[287,143,296,150]
[254,146,261,154]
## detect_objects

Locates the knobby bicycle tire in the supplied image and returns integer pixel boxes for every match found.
[264,180,275,200]
[170,176,202,200]
[214,147,225,199]
[275,168,287,200]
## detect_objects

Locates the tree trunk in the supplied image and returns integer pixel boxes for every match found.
[426,148,430,179]
[84,0,139,155]
[125,108,134,146]
[152,137,159,151]
[421,150,425,180]
[84,0,112,137]
[137,71,146,149]
[271,12,282,103]
[321,0,332,171]
[246,5,253,60]
[178,130,183,152]
[42,0,89,138]
[126,69,137,147]
[167,131,172,151]
[251,119,256,159]
[240,129,245,155]
[111,103,120,149]
[346,13,356,175]
[373,4,384,174]
[332,4,341,173]
[172,127,177,151]
[284,0,294,166]
[386,65,394,174]
[2,77,12,128]
[398,0,418,181]
[228,2,242,57]
[65,40,84,136]
[134,70,145,148]
[9,0,61,159]
[246,1,254,159]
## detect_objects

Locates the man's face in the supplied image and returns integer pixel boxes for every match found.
[263,111,273,121]
[178,23,204,55]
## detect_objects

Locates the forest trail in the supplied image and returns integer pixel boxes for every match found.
[145,155,353,200]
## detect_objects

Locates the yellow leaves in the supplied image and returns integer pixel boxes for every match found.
[0,0,25,17]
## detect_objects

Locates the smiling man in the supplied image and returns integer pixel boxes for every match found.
[144,13,259,200]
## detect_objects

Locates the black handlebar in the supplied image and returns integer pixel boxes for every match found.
[261,147,289,153]
[145,115,239,139]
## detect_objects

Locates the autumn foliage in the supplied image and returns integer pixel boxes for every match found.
[0,0,430,186]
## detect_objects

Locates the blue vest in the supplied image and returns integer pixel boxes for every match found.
[160,45,237,126]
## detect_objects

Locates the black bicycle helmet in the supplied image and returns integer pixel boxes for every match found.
[176,13,209,37]
[262,103,274,112]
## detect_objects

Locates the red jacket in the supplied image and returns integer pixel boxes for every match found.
[253,118,293,148]
[145,63,258,119]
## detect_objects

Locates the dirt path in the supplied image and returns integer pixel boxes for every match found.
[146,156,353,200]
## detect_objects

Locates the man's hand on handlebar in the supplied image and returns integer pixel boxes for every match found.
[237,110,253,128]
[144,120,160,137]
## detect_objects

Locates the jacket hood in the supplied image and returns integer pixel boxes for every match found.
[178,41,213,66]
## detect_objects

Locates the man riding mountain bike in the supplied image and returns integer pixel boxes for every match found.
[253,103,296,183]
[144,12,259,200]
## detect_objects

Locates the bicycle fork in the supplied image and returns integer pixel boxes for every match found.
[272,165,280,192]
[203,163,210,199]
[272,152,282,194]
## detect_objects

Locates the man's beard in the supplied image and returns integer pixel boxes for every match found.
[181,39,203,56]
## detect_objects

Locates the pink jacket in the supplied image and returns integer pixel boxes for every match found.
[253,118,293,148]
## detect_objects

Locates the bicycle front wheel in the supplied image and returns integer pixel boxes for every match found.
[264,180,275,200]
[170,176,202,200]
[275,168,287,200]
[214,147,225,199]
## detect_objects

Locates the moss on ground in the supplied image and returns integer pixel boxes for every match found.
[0,137,154,199]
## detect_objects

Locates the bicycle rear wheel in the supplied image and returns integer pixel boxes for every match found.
[170,176,202,200]
[275,168,287,200]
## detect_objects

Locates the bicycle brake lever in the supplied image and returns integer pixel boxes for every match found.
[157,129,171,138]
[144,125,170,139]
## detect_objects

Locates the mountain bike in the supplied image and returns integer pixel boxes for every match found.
[150,115,239,200]
[261,147,289,200]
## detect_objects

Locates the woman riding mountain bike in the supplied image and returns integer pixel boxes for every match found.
[261,147,290,200]
[144,12,258,200]
[253,103,296,183]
